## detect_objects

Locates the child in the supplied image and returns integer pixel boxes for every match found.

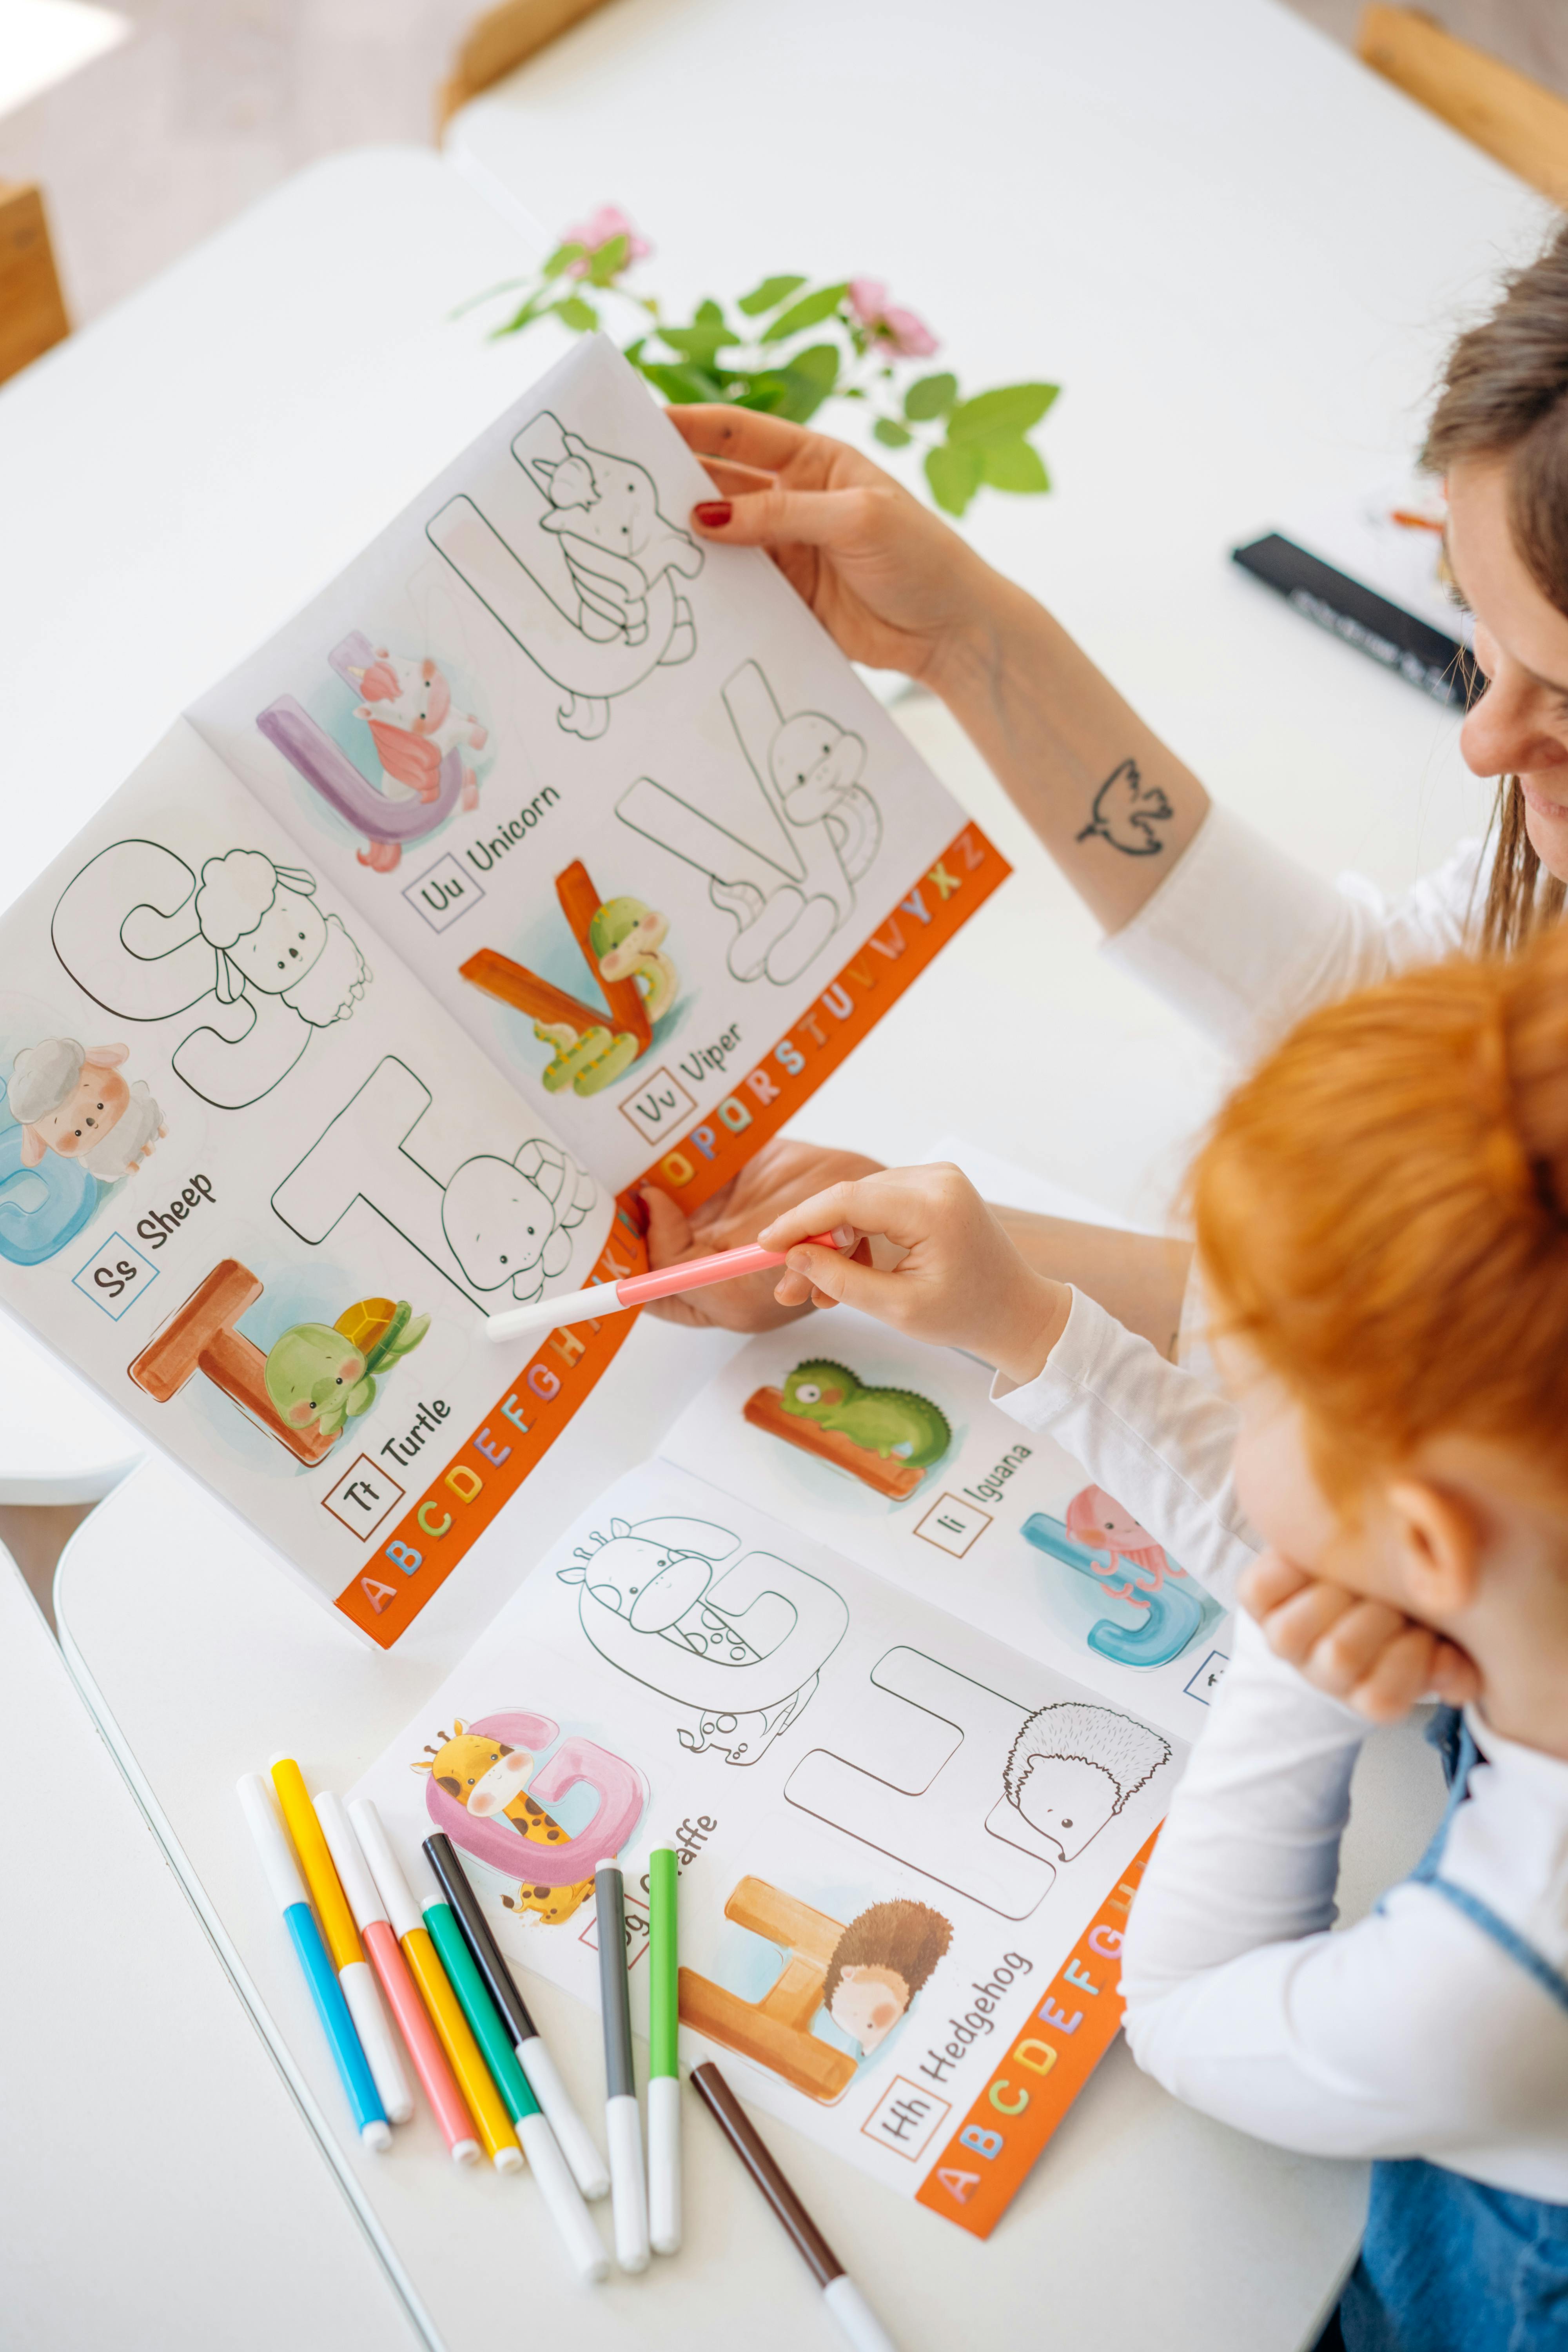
[759,937,1568,2351]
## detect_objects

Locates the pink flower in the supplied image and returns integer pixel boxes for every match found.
[561,204,651,278]
[848,276,939,358]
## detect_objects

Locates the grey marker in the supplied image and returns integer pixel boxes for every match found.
[596,1863,649,2271]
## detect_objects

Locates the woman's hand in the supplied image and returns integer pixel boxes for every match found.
[639,1139,886,1331]
[1239,1550,1481,1723]
[758,1163,1070,1383]
[667,405,1018,686]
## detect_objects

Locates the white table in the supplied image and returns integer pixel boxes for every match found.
[0,1306,140,1501]
[9,0,1530,2335]
[0,1542,410,2349]
[445,0,1552,1221]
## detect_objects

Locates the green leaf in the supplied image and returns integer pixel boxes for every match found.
[695,298,727,325]
[904,371,958,422]
[760,283,851,343]
[924,441,984,516]
[979,437,1050,493]
[490,294,545,339]
[737,273,808,316]
[659,321,739,366]
[585,232,632,287]
[789,341,838,388]
[543,242,586,280]
[637,360,728,404]
[873,418,913,448]
[552,295,599,333]
[621,336,646,366]
[946,383,1059,444]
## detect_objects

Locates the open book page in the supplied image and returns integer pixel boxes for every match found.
[349,1457,1186,2238]
[661,1308,1230,1743]
[186,337,1008,1206]
[0,720,626,1635]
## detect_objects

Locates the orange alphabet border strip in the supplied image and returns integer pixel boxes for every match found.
[333,822,1009,1646]
[914,1831,1160,2238]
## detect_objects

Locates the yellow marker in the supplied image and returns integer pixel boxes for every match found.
[269,1757,413,2125]
[271,1757,360,1967]
[347,1795,522,2172]
[403,1923,522,2170]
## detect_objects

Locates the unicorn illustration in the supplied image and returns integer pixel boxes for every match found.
[349,648,489,871]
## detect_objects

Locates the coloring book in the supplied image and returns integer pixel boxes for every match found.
[0,339,1006,1643]
[351,1304,1232,2238]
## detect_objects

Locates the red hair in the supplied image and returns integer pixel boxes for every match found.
[1191,925,1568,1498]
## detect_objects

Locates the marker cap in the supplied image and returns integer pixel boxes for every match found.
[314,1791,389,1934]
[347,1798,424,1944]
[236,1773,308,1913]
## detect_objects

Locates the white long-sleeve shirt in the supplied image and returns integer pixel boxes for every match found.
[1118,1615,1568,2200]
[988,809,1491,1595]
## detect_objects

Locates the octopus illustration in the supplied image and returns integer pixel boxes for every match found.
[1022,1484,1210,1669]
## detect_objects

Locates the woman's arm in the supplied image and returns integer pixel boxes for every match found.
[672,406,1209,933]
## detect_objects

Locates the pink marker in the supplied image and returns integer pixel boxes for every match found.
[314,1791,481,2167]
[483,1227,857,1343]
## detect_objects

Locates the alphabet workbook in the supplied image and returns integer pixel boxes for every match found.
[351,1303,1230,2237]
[0,338,1006,1642]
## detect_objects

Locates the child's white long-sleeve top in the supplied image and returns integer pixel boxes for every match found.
[1118,1614,1568,2201]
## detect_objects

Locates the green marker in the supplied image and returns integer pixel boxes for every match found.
[648,1845,681,2255]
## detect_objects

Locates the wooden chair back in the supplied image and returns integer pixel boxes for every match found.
[437,0,617,131]
[1357,5,1568,207]
[0,182,69,387]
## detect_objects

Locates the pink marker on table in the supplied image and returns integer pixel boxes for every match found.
[314,1791,481,2167]
[482,1227,857,1344]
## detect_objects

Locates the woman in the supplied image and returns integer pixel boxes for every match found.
[642,219,1568,1603]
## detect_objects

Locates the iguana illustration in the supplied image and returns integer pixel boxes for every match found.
[780,1360,951,1465]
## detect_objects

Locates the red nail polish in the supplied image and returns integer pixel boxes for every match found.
[694,500,732,528]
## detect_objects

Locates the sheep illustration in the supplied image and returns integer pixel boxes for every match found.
[1002,1702,1171,1862]
[194,850,369,1027]
[7,1040,164,1182]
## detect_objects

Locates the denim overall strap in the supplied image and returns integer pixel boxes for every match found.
[1409,1717,1568,2016]
[1338,1718,1568,2352]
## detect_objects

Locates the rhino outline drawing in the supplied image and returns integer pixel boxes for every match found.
[558,1512,848,1765]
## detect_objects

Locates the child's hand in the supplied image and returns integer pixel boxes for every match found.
[638,1140,885,1331]
[757,1164,1071,1383]
[1239,1550,1481,1723]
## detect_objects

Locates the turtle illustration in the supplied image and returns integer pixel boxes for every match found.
[263,1296,430,1442]
[780,1359,951,1466]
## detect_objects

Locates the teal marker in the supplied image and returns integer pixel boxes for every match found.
[407,1846,608,2284]
[648,1846,681,2254]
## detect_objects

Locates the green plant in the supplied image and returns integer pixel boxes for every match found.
[468,205,1057,519]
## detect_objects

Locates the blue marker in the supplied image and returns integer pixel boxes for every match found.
[236,1773,391,2151]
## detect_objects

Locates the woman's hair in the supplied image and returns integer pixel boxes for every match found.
[1423,219,1568,953]
[1192,925,1568,1502]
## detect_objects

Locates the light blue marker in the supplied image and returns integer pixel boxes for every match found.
[237,1773,391,2150]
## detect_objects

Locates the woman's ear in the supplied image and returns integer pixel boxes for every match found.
[1386,1479,1482,1620]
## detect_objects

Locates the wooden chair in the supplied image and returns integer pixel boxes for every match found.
[678,1874,859,2103]
[0,182,69,387]
[436,0,618,132]
[1357,7,1568,207]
